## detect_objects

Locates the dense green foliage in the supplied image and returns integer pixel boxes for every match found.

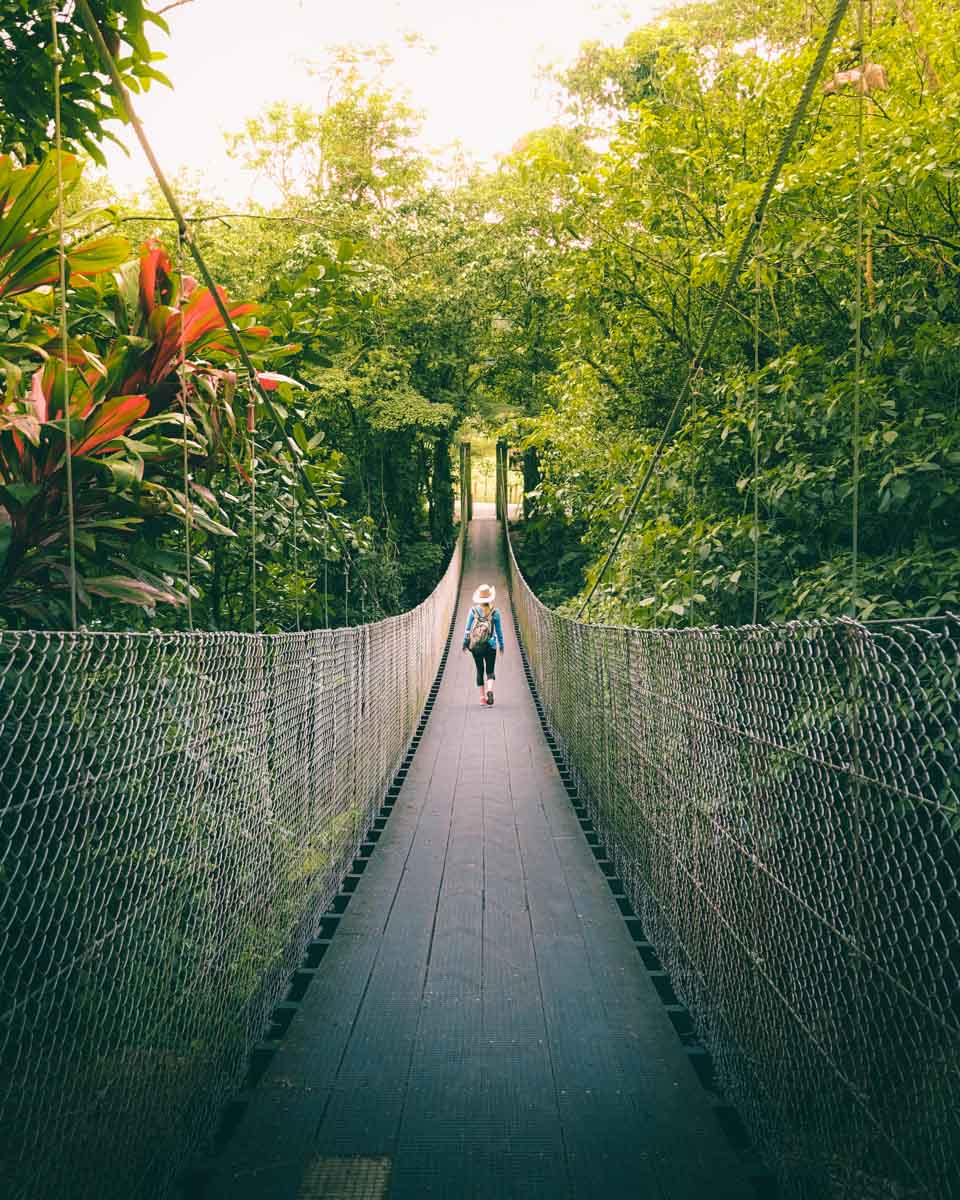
[0,42,482,630]
[492,0,960,625]
[1,0,957,630]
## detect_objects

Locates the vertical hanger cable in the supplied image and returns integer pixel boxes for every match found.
[51,5,79,631]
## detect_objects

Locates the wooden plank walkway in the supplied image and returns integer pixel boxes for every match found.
[207,514,753,1200]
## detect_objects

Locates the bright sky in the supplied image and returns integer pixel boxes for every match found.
[104,0,663,204]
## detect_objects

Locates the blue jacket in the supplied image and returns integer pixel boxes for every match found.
[463,606,505,652]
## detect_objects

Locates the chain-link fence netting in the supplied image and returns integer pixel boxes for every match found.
[0,533,461,1200]
[504,518,959,1200]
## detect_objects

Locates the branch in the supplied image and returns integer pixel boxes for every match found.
[156,0,196,14]
[606,261,689,351]
[580,211,689,280]
[117,211,327,226]
[83,210,329,240]
[876,223,960,254]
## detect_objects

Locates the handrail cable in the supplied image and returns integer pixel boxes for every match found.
[577,0,853,618]
[292,492,301,633]
[851,0,867,612]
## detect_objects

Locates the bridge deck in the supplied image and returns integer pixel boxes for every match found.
[208,514,752,1200]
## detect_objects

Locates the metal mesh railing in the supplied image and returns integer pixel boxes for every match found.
[504,519,960,1199]
[0,533,461,1200]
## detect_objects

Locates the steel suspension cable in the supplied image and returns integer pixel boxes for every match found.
[749,0,767,626]
[752,238,763,625]
[688,374,702,628]
[851,0,867,612]
[652,467,661,626]
[848,0,869,1140]
[292,493,301,633]
[323,536,330,628]
[577,0,853,619]
[248,391,258,633]
[50,5,78,632]
[176,225,194,630]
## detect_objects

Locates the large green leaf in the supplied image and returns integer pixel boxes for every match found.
[68,235,131,277]
[95,455,145,489]
[0,481,41,509]
[0,156,131,303]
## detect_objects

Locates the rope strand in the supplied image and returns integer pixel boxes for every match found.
[323,520,330,629]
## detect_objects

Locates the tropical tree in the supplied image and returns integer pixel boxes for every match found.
[226,44,427,208]
[496,0,960,626]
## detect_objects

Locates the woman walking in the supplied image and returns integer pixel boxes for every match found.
[463,583,505,706]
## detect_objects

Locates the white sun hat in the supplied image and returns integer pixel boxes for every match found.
[472,583,496,605]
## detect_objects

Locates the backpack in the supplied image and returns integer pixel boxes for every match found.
[468,606,493,650]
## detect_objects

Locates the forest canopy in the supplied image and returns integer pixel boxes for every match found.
[0,0,957,630]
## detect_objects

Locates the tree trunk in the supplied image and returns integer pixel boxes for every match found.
[382,433,420,542]
[430,433,454,548]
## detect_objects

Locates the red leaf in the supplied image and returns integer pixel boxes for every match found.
[180,291,260,347]
[139,239,173,319]
[145,311,184,386]
[73,394,149,457]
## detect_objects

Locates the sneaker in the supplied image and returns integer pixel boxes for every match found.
[486,688,494,706]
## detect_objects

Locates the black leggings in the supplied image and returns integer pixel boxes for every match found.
[471,644,497,687]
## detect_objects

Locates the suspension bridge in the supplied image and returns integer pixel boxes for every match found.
[2,2,959,1198]
[1,458,957,1200]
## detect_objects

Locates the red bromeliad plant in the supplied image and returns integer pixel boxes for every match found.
[0,169,275,623]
